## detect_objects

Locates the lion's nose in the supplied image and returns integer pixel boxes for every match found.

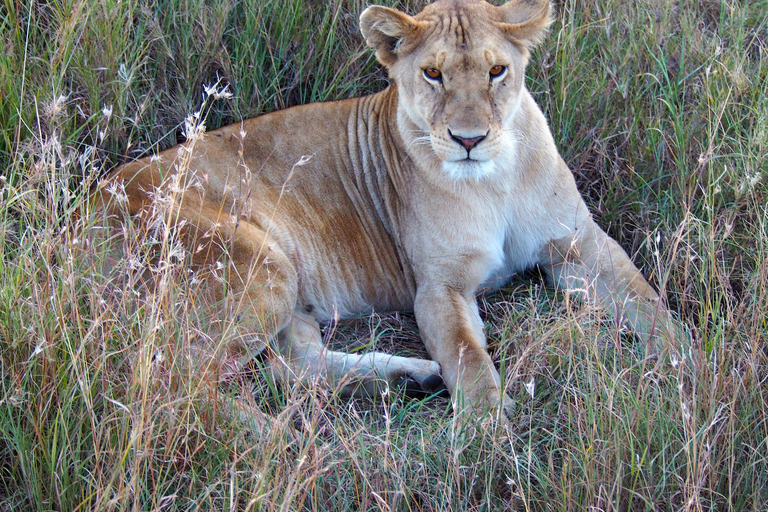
[448,130,486,151]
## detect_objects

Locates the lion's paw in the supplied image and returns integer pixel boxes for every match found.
[394,361,449,398]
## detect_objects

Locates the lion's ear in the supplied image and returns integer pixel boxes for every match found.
[494,0,553,52]
[360,6,422,67]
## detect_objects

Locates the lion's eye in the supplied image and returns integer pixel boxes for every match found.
[489,65,506,80]
[423,68,442,82]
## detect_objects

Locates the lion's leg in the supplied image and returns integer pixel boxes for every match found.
[414,286,514,424]
[97,170,303,431]
[172,200,300,374]
[271,312,445,398]
[100,164,300,360]
[547,217,678,354]
[181,203,444,397]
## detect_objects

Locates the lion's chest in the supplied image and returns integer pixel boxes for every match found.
[411,176,568,293]
[402,185,547,293]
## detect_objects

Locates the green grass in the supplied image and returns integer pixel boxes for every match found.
[1,0,767,510]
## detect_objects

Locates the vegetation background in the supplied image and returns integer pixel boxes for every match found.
[1,0,767,510]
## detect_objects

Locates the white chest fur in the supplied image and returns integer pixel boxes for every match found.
[419,136,579,292]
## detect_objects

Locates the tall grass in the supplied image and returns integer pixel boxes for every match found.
[1,0,766,510]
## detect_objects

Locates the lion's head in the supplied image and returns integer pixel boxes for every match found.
[361,0,552,180]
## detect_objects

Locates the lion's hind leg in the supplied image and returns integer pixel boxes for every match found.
[169,201,300,389]
[169,199,445,409]
[272,312,446,399]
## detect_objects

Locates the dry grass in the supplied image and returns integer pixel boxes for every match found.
[1,0,767,510]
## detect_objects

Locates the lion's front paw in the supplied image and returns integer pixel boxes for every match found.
[640,316,695,369]
[499,394,516,424]
[452,380,515,428]
[487,392,516,427]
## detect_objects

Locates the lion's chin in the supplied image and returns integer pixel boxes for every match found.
[441,159,497,181]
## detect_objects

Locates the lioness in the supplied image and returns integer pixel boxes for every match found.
[96,0,677,423]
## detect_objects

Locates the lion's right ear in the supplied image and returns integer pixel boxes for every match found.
[360,6,422,67]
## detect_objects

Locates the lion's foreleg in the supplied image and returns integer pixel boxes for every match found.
[414,286,514,423]
[547,218,678,355]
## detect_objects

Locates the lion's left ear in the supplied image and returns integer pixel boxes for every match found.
[360,6,423,67]
[494,0,553,52]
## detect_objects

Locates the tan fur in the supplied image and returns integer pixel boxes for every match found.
[95,0,678,423]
